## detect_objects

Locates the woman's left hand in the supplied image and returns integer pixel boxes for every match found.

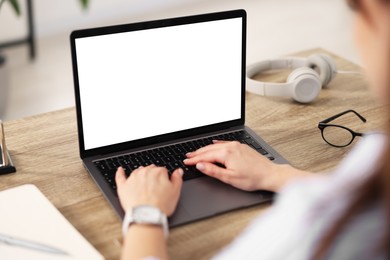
[115,165,183,216]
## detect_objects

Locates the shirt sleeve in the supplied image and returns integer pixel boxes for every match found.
[213,134,387,260]
[212,176,331,260]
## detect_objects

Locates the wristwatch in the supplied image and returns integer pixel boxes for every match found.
[122,205,169,238]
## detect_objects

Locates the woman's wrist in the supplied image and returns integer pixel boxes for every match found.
[262,164,312,192]
[126,224,165,238]
[122,224,167,260]
[122,205,169,238]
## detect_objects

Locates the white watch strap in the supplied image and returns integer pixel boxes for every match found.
[122,206,169,238]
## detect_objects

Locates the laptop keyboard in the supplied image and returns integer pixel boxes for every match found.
[93,130,274,191]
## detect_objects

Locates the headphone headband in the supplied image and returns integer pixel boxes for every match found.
[246,54,337,103]
[246,58,308,97]
[246,58,307,78]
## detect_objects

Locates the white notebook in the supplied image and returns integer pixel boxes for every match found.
[0,184,104,260]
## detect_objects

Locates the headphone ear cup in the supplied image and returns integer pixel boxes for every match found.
[287,67,322,103]
[307,54,337,87]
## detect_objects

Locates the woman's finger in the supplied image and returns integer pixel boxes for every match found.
[115,167,127,187]
[184,149,227,166]
[212,140,229,144]
[171,168,184,194]
[196,162,233,185]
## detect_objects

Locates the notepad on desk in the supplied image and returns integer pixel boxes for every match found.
[0,184,104,260]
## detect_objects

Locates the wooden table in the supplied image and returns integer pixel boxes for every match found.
[0,49,386,260]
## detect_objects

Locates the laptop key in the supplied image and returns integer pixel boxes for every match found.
[235,131,251,140]
[162,156,174,163]
[141,161,151,167]
[151,159,164,166]
[129,164,141,171]
[183,167,204,181]
[102,168,116,177]
[171,161,182,169]
[94,161,109,171]
[245,139,262,149]
[256,148,269,155]
[173,154,186,161]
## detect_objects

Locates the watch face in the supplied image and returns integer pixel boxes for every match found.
[134,205,161,223]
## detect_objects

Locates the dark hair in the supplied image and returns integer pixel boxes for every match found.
[313,1,390,258]
[346,0,361,10]
[346,0,390,10]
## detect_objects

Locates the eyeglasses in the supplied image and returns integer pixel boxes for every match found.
[318,110,366,147]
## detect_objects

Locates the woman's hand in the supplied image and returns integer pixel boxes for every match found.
[115,165,183,216]
[184,141,309,192]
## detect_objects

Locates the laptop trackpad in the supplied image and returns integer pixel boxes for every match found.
[180,176,271,218]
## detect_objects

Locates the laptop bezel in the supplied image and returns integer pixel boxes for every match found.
[70,9,247,159]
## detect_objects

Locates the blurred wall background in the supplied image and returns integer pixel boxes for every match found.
[0,0,356,120]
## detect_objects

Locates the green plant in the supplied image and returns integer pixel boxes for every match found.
[0,0,20,15]
[0,0,88,16]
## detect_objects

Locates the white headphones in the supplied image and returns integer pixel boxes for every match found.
[246,54,337,103]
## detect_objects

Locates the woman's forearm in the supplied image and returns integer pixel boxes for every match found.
[121,225,167,260]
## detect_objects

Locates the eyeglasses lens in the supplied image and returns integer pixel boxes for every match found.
[322,126,354,147]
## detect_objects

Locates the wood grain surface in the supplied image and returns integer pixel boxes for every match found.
[0,49,386,260]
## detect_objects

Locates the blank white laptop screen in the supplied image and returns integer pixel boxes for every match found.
[75,17,243,150]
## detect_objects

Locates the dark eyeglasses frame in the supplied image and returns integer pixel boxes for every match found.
[318,110,366,147]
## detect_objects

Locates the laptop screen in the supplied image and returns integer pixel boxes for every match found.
[73,13,244,151]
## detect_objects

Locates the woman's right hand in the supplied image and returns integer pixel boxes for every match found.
[184,141,309,192]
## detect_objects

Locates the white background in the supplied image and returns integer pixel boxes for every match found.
[1,0,356,121]
[76,18,242,150]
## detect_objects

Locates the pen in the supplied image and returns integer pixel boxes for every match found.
[0,233,69,255]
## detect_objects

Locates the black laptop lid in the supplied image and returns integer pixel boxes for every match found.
[70,10,246,158]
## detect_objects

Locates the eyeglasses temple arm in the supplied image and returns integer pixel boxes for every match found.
[354,132,364,137]
[319,109,367,124]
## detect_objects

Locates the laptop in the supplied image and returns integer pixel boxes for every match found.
[70,9,288,227]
